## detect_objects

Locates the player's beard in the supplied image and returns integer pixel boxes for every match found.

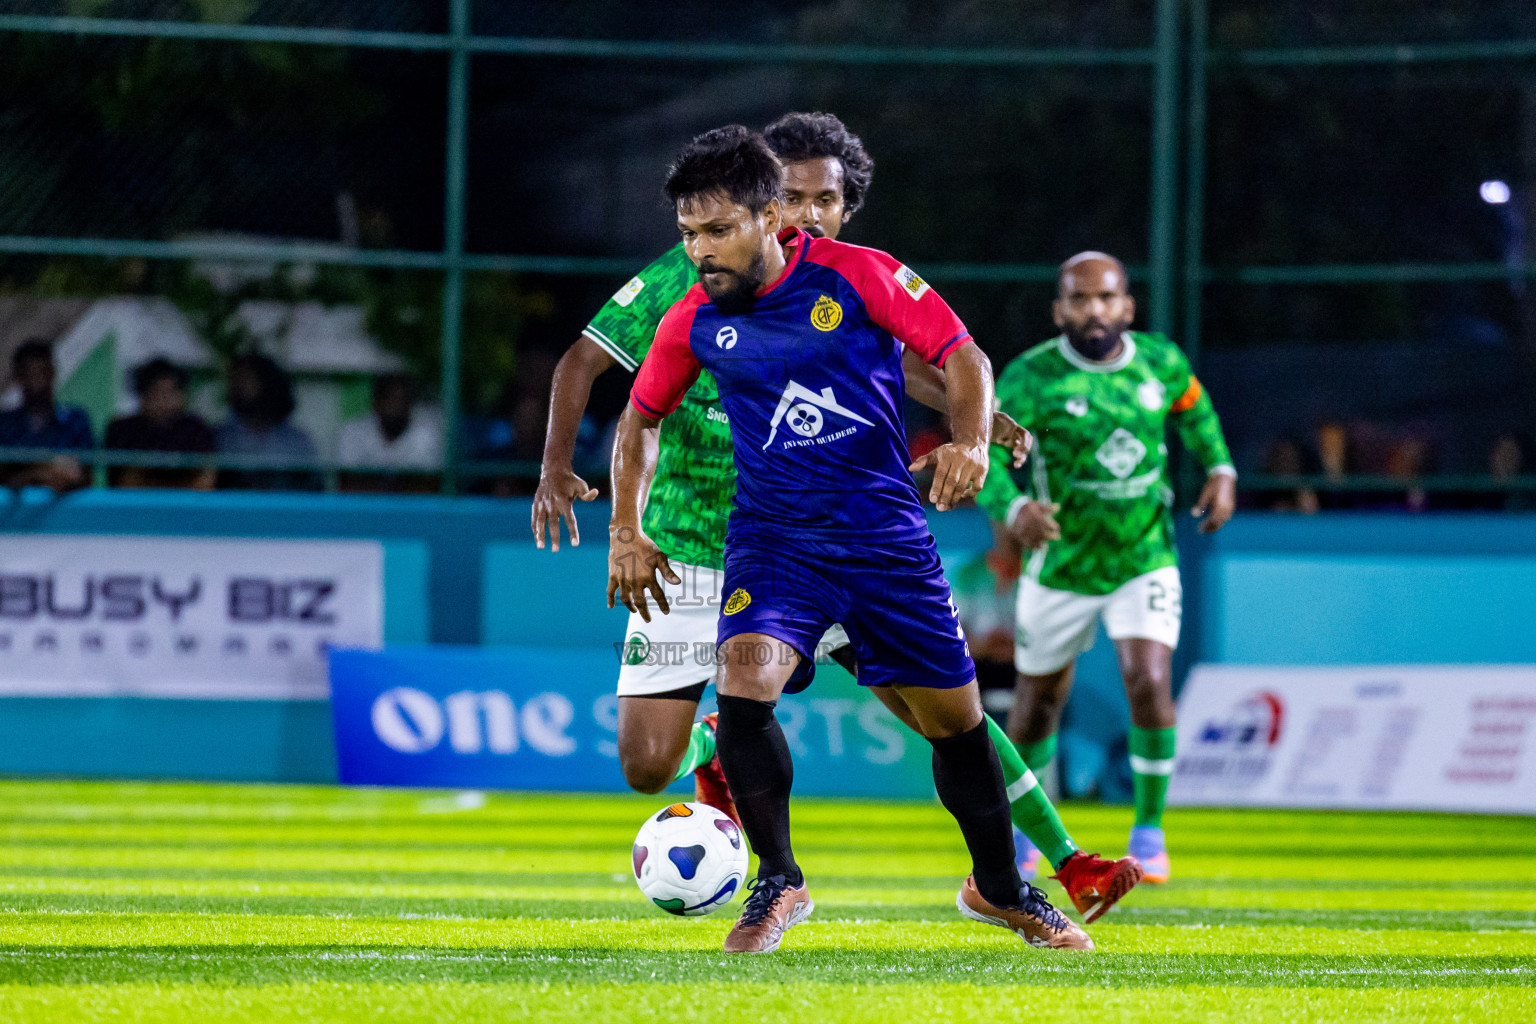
[1066,318,1130,361]
[698,250,768,315]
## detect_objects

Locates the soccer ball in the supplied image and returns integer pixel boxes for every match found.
[632,802,748,916]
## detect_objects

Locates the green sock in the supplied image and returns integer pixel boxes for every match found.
[983,715,1078,870]
[1129,726,1177,828]
[671,719,717,783]
[1016,733,1058,773]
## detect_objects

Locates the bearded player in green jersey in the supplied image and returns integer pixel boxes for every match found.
[534,115,1142,925]
[975,252,1236,885]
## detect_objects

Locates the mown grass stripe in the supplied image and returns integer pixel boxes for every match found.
[0,946,1529,989]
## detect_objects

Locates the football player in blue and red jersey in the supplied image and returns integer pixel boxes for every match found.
[607,126,1091,954]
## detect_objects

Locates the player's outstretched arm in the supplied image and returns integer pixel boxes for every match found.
[907,342,994,511]
[532,336,616,551]
[607,404,680,622]
[899,348,1031,467]
[1169,373,1237,534]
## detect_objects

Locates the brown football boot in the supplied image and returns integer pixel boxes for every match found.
[956,874,1094,950]
[722,874,814,954]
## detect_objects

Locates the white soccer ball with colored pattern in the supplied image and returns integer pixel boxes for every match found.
[632,801,748,916]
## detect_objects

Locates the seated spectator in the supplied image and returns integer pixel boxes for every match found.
[0,339,93,491]
[1480,433,1536,512]
[336,373,442,494]
[217,352,321,491]
[1382,436,1434,513]
[465,350,562,496]
[104,358,217,490]
[1245,435,1319,514]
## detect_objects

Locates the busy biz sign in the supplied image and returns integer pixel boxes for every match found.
[1171,664,1536,815]
[0,535,382,700]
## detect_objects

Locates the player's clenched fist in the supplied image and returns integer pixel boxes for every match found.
[1009,500,1061,550]
[606,523,680,623]
[909,440,989,512]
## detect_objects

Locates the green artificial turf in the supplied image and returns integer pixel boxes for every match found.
[0,781,1531,1022]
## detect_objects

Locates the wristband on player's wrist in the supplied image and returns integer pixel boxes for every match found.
[1206,464,1237,480]
[1005,495,1029,527]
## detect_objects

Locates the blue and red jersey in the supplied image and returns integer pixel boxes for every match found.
[631,228,973,554]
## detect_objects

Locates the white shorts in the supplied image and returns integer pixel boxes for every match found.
[616,561,850,697]
[1012,566,1182,675]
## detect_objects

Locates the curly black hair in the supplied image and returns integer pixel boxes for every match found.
[762,112,875,216]
[663,125,784,215]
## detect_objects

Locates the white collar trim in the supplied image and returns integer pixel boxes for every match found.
[1057,333,1136,372]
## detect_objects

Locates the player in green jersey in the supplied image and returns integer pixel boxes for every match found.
[975,252,1237,885]
[535,118,1139,923]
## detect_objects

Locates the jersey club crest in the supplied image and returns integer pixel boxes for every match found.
[810,295,843,331]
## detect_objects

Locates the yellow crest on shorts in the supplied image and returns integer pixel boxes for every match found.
[810,295,842,332]
[723,588,752,615]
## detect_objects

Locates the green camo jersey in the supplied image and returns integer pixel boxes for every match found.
[975,332,1233,596]
[583,244,734,571]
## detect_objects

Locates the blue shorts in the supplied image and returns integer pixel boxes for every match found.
[717,537,975,691]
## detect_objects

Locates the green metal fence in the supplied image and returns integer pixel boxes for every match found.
[1,1,1533,496]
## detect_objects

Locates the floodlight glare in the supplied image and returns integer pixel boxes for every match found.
[1480,180,1512,205]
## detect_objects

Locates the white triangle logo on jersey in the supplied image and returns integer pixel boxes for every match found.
[763,380,874,449]
[1095,428,1148,480]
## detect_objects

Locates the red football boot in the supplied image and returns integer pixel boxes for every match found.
[1051,851,1144,924]
[694,712,741,828]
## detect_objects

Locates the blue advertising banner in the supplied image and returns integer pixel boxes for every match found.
[330,645,936,798]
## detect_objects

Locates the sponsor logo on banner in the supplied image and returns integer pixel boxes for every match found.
[330,646,934,796]
[1176,690,1284,792]
[1171,665,1536,814]
[0,535,382,700]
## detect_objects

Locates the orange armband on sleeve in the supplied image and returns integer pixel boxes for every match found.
[1170,377,1204,414]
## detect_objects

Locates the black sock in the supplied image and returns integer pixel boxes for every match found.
[931,718,1024,908]
[715,694,801,886]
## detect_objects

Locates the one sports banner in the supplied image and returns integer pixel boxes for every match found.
[1170,664,1536,815]
[0,535,382,700]
[330,645,936,797]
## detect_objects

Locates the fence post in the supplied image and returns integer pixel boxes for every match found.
[1181,0,1208,372]
[440,0,471,494]
[1148,0,1182,336]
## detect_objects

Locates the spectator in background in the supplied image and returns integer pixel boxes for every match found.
[217,352,320,491]
[1246,435,1319,514]
[1481,433,1536,512]
[336,373,442,494]
[1315,420,1366,510]
[1382,435,1434,513]
[467,350,561,496]
[104,358,216,490]
[0,339,92,491]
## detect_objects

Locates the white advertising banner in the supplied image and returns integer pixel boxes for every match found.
[0,535,382,700]
[1171,664,1536,815]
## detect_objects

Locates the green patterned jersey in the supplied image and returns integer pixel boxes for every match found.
[975,332,1233,596]
[584,244,734,571]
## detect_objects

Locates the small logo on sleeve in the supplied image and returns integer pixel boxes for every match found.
[715,326,738,349]
[893,265,930,300]
[723,589,752,615]
[612,276,646,307]
[810,295,843,331]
